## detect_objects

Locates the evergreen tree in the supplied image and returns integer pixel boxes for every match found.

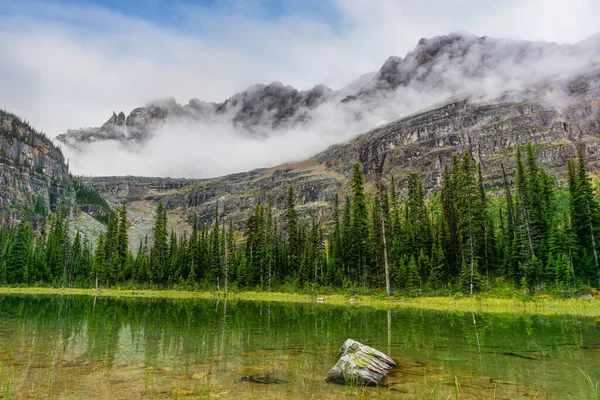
[210,200,222,289]
[406,173,432,260]
[92,232,107,288]
[341,195,353,282]
[454,151,485,296]
[442,163,460,276]
[286,186,300,277]
[187,213,199,284]
[350,163,369,284]
[6,221,32,283]
[135,236,150,283]
[327,193,343,285]
[501,163,518,280]
[265,199,274,290]
[116,201,129,280]
[70,230,82,286]
[150,200,168,284]
[569,151,600,284]
[245,201,266,287]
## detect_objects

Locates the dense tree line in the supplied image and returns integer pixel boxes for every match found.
[1,144,599,295]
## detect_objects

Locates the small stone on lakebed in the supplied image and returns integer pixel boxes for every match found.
[326,339,397,386]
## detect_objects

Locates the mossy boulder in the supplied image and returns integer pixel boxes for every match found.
[326,339,397,386]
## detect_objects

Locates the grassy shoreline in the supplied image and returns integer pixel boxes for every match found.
[0,286,599,316]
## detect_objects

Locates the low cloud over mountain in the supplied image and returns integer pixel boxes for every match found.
[56,32,600,178]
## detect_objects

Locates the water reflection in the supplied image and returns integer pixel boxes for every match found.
[0,295,598,399]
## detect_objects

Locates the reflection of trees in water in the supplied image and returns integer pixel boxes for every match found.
[0,295,598,394]
[85,300,125,365]
[2,295,89,356]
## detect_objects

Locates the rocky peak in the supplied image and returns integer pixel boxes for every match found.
[57,80,334,146]
[216,81,333,131]
[101,111,126,129]
[370,55,403,92]
[344,32,572,103]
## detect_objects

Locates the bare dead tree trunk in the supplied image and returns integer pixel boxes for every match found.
[469,219,475,297]
[223,223,228,293]
[381,210,391,297]
[522,205,535,259]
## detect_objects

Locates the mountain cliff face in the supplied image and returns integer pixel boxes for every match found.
[0,110,71,224]
[80,67,600,247]
[56,33,600,151]
[81,160,345,249]
[320,70,600,189]
[9,32,600,247]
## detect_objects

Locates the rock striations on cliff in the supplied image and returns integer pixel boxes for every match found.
[80,65,600,248]
[0,110,71,224]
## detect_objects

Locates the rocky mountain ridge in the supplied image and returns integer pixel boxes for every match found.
[56,82,335,147]
[56,32,600,150]
[78,65,600,249]
[6,32,600,250]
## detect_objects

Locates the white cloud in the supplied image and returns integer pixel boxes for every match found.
[1,0,599,177]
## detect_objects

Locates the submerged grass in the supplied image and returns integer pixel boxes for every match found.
[578,368,599,400]
[0,286,599,316]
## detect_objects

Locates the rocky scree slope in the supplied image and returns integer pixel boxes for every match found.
[82,160,345,250]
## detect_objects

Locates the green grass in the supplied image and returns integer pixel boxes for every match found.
[579,368,599,400]
[0,286,599,316]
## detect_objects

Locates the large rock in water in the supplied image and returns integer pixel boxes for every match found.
[326,339,397,386]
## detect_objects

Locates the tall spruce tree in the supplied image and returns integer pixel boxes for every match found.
[150,200,168,284]
[6,221,32,283]
[210,199,222,289]
[350,163,369,285]
[569,151,600,283]
[116,201,129,280]
[454,151,485,296]
[286,186,300,277]
[92,232,107,288]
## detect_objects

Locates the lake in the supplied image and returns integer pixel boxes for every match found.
[0,295,598,399]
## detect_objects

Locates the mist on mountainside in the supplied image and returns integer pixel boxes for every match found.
[59,32,600,178]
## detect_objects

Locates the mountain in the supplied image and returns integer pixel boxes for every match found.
[56,82,334,147]
[78,66,600,248]
[56,32,600,151]
[4,32,600,249]
[0,110,71,226]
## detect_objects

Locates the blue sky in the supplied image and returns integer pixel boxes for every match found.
[2,0,344,33]
[74,0,343,25]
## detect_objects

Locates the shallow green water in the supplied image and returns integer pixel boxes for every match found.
[0,295,598,399]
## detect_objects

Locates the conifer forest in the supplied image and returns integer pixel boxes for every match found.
[2,144,599,297]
